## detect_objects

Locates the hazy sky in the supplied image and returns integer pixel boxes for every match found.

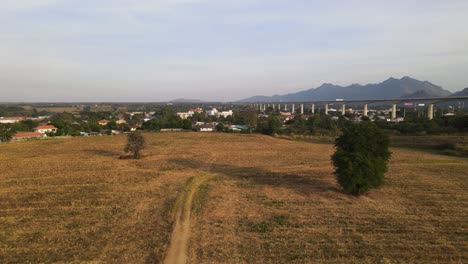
[1,0,468,102]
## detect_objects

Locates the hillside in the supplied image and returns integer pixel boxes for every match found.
[453,87,468,96]
[240,76,452,102]
[1,133,467,263]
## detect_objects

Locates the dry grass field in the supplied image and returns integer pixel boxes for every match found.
[0,133,467,263]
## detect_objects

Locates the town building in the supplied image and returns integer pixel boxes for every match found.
[0,117,24,124]
[34,125,58,134]
[12,132,45,141]
[98,119,109,126]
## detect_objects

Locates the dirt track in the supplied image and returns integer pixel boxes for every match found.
[164,176,208,264]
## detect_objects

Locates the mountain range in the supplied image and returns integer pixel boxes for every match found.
[239,76,463,102]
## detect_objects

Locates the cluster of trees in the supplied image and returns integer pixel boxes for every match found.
[255,114,347,136]
[376,112,468,134]
[142,108,192,131]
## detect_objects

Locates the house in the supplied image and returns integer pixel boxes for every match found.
[188,108,203,114]
[199,123,216,132]
[0,116,24,124]
[34,125,58,134]
[79,132,89,137]
[12,132,45,141]
[129,126,138,132]
[206,108,233,118]
[116,119,127,125]
[219,110,233,118]
[177,112,193,120]
[98,119,109,126]
[206,108,219,116]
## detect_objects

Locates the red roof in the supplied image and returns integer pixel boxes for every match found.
[34,125,57,130]
[13,132,44,139]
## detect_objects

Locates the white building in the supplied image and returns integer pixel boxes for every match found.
[206,108,233,118]
[0,117,24,124]
[199,123,216,132]
[219,110,233,118]
[177,112,193,120]
[34,125,58,134]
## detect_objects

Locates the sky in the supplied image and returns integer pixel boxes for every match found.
[1,0,468,102]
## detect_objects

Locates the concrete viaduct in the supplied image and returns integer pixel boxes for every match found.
[250,96,468,120]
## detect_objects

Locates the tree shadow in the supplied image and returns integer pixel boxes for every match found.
[84,148,122,157]
[168,158,341,196]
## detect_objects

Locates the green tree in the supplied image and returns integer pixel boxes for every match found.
[0,125,15,142]
[332,122,391,195]
[124,131,145,159]
[216,123,224,132]
[242,108,258,134]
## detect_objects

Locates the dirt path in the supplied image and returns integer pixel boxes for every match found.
[164,176,208,264]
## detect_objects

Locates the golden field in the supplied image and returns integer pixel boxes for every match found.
[0,133,467,263]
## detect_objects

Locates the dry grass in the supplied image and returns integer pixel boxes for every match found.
[0,133,467,263]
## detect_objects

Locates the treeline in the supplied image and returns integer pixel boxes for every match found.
[256,111,468,136]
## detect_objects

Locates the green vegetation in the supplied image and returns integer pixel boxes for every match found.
[332,122,391,195]
[0,124,15,142]
[124,131,145,159]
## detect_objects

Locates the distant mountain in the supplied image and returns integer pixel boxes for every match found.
[452,88,468,96]
[239,76,453,102]
[170,98,204,103]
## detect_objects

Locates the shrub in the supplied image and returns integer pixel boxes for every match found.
[332,122,391,195]
[124,131,145,159]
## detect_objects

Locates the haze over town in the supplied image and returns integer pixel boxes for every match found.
[1,0,468,102]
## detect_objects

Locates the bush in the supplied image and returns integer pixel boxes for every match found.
[332,122,391,195]
[124,131,145,159]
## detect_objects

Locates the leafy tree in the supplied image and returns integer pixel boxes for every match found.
[242,108,258,134]
[332,122,391,195]
[0,125,15,142]
[216,123,224,132]
[260,115,282,135]
[124,131,145,159]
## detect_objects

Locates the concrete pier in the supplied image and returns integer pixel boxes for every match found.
[364,104,368,117]
[325,104,329,115]
[312,104,315,114]
[342,104,346,115]
[284,104,287,111]
[392,104,397,119]
[292,104,295,114]
[428,104,434,120]
[300,104,304,114]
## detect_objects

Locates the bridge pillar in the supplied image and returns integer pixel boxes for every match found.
[312,104,315,114]
[292,104,295,114]
[300,104,304,115]
[325,104,329,115]
[278,104,281,112]
[364,104,368,117]
[392,104,397,119]
[342,104,346,115]
[284,104,287,111]
[428,104,434,120]
[272,104,275,111]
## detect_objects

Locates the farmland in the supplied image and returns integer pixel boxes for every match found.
[0,133,467,263]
